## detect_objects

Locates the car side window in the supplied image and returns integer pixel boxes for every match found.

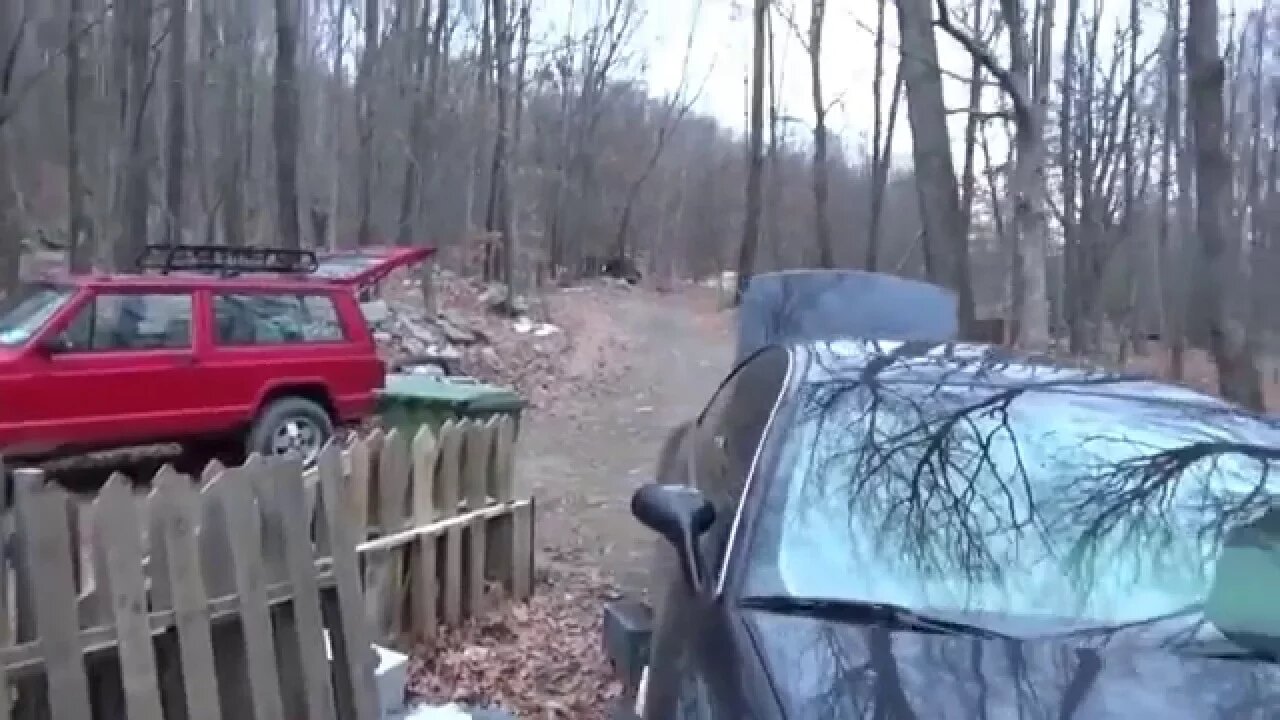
[692,346,789,571]
[213,293,345,345]
[58,293,193,351]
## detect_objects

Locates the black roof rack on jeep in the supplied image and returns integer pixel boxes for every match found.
[137,244,319,276]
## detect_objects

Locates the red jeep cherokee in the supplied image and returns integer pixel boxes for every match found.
[0,244,430,466]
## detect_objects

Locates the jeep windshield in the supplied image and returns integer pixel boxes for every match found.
[0,284,74,347]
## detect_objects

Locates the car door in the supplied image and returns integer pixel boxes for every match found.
[645,346,790,719]
[25,289,203,452]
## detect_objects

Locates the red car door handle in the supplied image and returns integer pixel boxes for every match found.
[177,355,198,367]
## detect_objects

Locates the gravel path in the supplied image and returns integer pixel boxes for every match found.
[516,287,732,597]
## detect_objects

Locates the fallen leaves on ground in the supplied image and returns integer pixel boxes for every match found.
[407,561,624,719]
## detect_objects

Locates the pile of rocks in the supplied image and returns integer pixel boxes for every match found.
[368,270,569,411]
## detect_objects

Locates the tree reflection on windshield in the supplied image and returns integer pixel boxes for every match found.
[747,342,1280,647]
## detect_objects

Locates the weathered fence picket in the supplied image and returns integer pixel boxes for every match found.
[0,412,532,719]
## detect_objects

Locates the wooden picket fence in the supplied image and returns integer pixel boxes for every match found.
[0,413,533,720]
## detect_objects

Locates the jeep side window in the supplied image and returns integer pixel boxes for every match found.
[213,293,345,345]
[58,293,193,351]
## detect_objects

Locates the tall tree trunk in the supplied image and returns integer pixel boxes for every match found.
[866,0,888,271]
[67,0,91,270]
[898,0,976,333]
[355,0,379,246]
[116,0,154,269]
[1004,0,1053,350]
[165,0,189,246]
[1186,0,1264,410]
[273,0,302,248]
[485,0,515,296]
[1169,0,1193,379]
[397,0,433,247]
[809,0,833,268]
[734,0,767,304]
[220,0,247,247]
[1061,0,1081,351]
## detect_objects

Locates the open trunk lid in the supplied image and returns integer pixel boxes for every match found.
[314,246,435,296]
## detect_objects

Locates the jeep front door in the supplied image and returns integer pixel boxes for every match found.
[29,290,202,452]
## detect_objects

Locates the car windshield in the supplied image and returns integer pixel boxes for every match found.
[745,373,1280,646]
[0,284,73,347]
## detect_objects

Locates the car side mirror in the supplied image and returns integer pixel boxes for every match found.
[36,335,70,356]
[631,484,716,594]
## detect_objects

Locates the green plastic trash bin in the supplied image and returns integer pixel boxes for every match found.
[376,374,525,437]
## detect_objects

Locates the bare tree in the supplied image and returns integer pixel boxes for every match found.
[115,0,155,268]
[166,0,190,246]
[355,0,379,246]
[273,0,302,249]
[66,0,91,271]
[897,0,976,334]
[808,0,834,268]
[1186,0,1264,410]
[734,0,768,303]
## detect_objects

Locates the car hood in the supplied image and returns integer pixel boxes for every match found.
[745,610,1280,719]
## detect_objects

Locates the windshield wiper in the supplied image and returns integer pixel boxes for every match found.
[739,595,1012,640]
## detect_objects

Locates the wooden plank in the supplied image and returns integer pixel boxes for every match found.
[410,426,437,524]
[94,477,164,720]
[435,420,462,517]
[410,426,439,639]
[461,422,492,614]
[250,455,289,585]
[512,500,534,601]
[346,437,372,538]
[12,469,91,720]
[198,464,253,717]
[438,421,464,625]
[197,464,235,597]
[367,428,410,643]
[214,468,286,720]
[356,499,530,554]
[491,416,517,502]
[362,429,385,535]
[466,518,487,617]
[261,456,306,720]
[462,420,493,511]
[75,495,113,628]
[274,462,337,720]
[150,471,222,720]
[315,444,380,720]
[377,429,410,533]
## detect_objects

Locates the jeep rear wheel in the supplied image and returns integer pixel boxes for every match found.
[247,397,334,466]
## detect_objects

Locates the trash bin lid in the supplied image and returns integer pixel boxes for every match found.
[380,374,524,413]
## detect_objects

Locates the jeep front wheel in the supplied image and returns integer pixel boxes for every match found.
[247,397,334,466]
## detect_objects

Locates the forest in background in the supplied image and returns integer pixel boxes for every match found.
[0,0,1276,406]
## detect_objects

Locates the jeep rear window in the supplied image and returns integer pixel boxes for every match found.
[214,293,345,345]
[0,284,73,347]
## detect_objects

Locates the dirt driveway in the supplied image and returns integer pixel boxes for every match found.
[516,286,732,596]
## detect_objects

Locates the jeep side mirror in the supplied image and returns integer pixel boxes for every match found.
[631,484,716,594]
[36,333,73,356]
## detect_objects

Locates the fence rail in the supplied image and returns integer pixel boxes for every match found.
[0,412,532,720]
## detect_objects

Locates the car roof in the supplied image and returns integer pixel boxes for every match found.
[45,272,350,292]
[788,338,1246,414]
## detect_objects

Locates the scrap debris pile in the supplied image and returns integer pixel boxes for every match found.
[371,269,580,411]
